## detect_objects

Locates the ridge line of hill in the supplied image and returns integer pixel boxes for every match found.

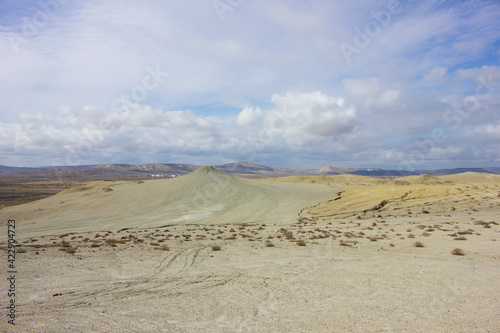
[0,162,499,178]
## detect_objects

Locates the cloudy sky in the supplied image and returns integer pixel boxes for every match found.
[1,0,499,170]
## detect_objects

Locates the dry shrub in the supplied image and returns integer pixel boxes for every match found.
[413,241,424,248]
[421,232,431,237]
[483,223,491,228]
[17,247,27,253]
[159,244,170,251]
[150,242,160,246]
[454,236,467,241]
[451,248,465,256]
[90,243,102,248]
[64,247,77,254]
[296,240,306,246]
[106,241,116,247]
[211,245,221,251]
[339,241,351,247]
[265,241,275,247]
[407,234,415,238]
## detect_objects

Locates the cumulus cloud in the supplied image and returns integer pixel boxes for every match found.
[238,91,357,147]
[0,104,225,166]
[237,107,264,126]
[0,1,499,168]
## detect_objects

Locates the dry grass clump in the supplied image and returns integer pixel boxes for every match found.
[407,233,415,238]
[64,247,77,254]
[17,247,27,253]
[211,245,221,251]
[265,241,275,247]
[413,241,424,248]
[454,236,467,241]
[296,240,306,246]
[451,248,465,256]
[90,243,102,248]
[159,244,170,251]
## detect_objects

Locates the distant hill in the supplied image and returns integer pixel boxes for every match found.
[0,162,498,178]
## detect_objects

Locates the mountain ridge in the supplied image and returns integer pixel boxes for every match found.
[0,162,499,178]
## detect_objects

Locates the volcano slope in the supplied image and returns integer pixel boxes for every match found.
[0,170,499,333]
[0,166,338,239]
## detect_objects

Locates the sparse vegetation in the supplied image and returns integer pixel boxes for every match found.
[451,248,465,256]
[17,247,27,253]
[265,241,275,247]
[413,241,424,247]
[211,245,221,251]
[64,247,77,254]
[454,236,467,241]
[296,240,306,246]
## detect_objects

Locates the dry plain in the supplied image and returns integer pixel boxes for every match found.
[1,167,499,332]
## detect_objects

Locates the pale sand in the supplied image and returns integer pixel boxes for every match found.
[0,169,499,332]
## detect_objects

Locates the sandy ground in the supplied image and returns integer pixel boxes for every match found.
[1,169,499,332]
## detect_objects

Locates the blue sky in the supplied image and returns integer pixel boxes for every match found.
[0,0,499,169]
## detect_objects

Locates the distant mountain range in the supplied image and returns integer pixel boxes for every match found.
[0,162,499,178]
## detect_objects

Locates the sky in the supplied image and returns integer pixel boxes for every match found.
[0,0,499,170]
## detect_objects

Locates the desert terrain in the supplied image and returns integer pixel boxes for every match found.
[1,167,499,332]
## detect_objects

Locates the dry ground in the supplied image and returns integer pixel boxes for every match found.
[0,169,499,332]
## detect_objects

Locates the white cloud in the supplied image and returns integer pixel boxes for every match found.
[424,67,447,83]
[245,91,358,147]
[237,107,264,126]
[343,78,402,108]
[0,0,499,168]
